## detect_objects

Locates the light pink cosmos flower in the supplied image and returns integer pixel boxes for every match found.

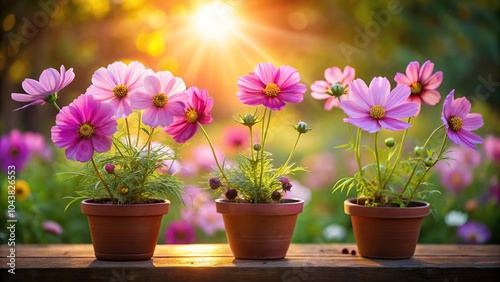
[165,86,213,143]
[441,90,483,150]
[86,61,153,118]
[51,95,118,162]
[394,60,443,115]
[237,62,306,111]
[196,203,225,235]
[130,71,187,128]
[42,220,63,235]
[484,135,500,163]
[438,166,473,193]
[11,65,75,111]
[310,66,355,110]
[164,220,196,244]
[340,77,419,133]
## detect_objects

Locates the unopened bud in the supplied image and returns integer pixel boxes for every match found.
[271,190,282,201]
[385,137,395,148]
[105,163,115,174]
[295,121,311,134]
[253,144,262,151]
[330,83,345,97]
[225,189,238,200]
[209,177,222,189]
[414,146,423,156]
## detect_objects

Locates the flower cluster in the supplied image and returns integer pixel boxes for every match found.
[311,60,484,207]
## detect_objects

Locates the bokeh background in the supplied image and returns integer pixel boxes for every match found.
[1,0,499,245]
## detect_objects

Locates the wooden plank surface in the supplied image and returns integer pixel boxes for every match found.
[1,244,499,282]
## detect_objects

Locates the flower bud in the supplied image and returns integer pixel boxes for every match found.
[294,121,311,134]
[253,144,262,151]
[209,177,222,189]
[225,189,238,200]
[330,83,345,97]
[279,177,292,191]
[424,157,435,167]
[105,163,115,174]
[271,190,282,201]
[239,113,258,128]
[414,146,423,156]
[384,137,395,148]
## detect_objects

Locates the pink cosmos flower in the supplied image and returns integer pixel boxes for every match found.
[340,77,419,133]
[51,95,118,162]
[196,203,225,235]
[0,129,30,173]
[237,62,306,111]
[85,61,153,118]
[484,135,500,163]
[437,166,473,193]
[130,71,187,127]
[222,125,250,152]
[394,60,443,115]
[42,220,63,235]
[164,220,196,244]
[457,221,491,244]
[24,132,52,161]
[441,90,483,150]
[11,65,75,111]
[165,86,213,143]
[310,66,355,110]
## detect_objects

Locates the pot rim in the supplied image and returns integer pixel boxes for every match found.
[81,198,170,217]
[215,198,304,215]
[344,197,430,219]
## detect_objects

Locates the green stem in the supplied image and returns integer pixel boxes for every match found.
[198,122,228,181]
[354,128,363,177]
[374,132,382,195]
[52,102,62,111]
[136,111,141,148]
[91,158,115,203]
[282,131,302,171]
[249,126,255,161]
[381,117,411,190]
[125,118,132,151]
[259,109,272,190]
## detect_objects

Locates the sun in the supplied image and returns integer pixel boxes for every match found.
[192,2,237,42]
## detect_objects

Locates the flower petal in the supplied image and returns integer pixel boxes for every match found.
[406,61,420,83]
[344,116,381,133]
[462,113,484,131]
[379,118,411,131]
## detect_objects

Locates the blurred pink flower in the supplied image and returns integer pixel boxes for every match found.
[300,152,336,189]
[484,135,500,163]
[130,71,187,127]
[441,90,483,150]
[340,77,418,133]
[438,145,482,170]
[24,132,52,161]
[192,145,224,172]
[164,221,196,244]
[222,125,250,151]
[51,95,117,162]
[489,176,500,204]
[438,165,473,193]
[86,61,153,118]
[0,129,30,173]
[165,87,213,143]
[11,65,75,111]
[310,66,355,110]
[196,203,224,235]
[457,221,491,244]
[42,220,63,235]
[237,62,306,111]
[394,60,443,115]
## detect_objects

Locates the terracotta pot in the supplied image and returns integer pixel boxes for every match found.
[81,199,169,261]
[215,198,304,260]
[344,198,430,259]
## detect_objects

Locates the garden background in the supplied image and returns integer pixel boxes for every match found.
[1,0,499,245]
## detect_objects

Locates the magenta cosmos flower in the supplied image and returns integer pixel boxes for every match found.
[51,95,117,162]
[340,77,418,133]
[441,90,483,150]
[310,66,355,110]
[165,86,213,143]
[130,71,187,127]
[0,129,30,173]
[11,65,75,111]
[394,60,443,115]
[164,220,196,244]
[86,61,153,118]
[237,62,306,111]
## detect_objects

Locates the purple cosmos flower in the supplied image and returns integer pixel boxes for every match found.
[457,221,491,244]
[85,61,153,118]
[394,60,443,115]
[42,220,63,235]
[0,129,30,173]
[165,86,213,143]
[340,77,419,133]
[130,71,187,128]
[237,62,306,111]
[441,90,483,150]
[11,65,75,111]
[164,220,196,244]
[484,135,500,163]
[311,66,355,110]
[51,94,118,163]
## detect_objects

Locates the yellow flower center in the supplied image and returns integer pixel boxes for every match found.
[78,122,95,138]
[113,84,128,99]
[449,115,463,132]
[369,105,386,120]
[185,108,199,123]
[263,83,281,97]
[410,82,422,94]
[118,184,129,195]
[153,93,168,108]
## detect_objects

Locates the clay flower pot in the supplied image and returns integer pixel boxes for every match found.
[344,198,430,259]
[81,199,169,261]
[215,198,304,259]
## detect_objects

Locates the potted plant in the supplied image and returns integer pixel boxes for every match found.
[310,61,484,259]
[167,62,311,259]
[11,62,187,260]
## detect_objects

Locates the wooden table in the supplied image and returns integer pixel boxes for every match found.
[1,244,499,281]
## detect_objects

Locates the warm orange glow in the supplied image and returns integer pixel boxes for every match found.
[192,2,237,42]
